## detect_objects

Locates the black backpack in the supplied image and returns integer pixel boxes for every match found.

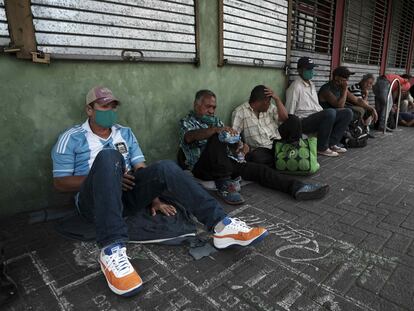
[341,111,368,148]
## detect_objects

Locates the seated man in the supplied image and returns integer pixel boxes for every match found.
[399,111,414,127]
[373,73,411,131]
[232,85,302,167]
[285,58,352,157]
[347,73,378,137]
[317,66,356,153]
[400,76,414,113]
[51,86,268,297]
[179,89,329,205]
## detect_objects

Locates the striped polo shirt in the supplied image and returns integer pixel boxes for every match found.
[51,120,145,177]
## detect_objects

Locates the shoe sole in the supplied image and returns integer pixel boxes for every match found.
[213,230,269,249]
[222,198,245,205]
[295,184,330,201]
[317,152,339,157]
[99,261,143,297]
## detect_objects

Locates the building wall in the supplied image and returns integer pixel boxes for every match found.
[0,1,286,216]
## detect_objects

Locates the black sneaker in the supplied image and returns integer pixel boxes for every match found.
[378,126,393,133]
[293,183,330,200]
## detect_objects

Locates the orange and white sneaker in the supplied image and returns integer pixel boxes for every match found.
[213,217,268,249]
[99,243,143,297]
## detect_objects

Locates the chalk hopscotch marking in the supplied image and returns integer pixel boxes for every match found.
[143,247,251,310]
[6,202,398,311]
[72,241,100,269]
[6,243,151,311]
[230,205,397,270]
[7,251,74,311]
[224,205,389,311]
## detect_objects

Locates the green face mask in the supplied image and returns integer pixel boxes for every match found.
[95,109,117,128]
[303,69,314,81]
[200,114,219,127]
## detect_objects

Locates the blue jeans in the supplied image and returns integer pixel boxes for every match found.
[78,150,227,247]
[301,108,353,151]
[399,112,414,122]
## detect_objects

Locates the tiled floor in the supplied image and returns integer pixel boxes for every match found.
[2,127,414,311]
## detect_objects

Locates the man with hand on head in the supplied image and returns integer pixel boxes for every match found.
[232,85,302,167]
[179,89,329,205]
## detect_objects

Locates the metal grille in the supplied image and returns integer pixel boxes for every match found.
[290,0,335,54]
[0,0,9,47]
[289,0,334,91]
[221,0,288,68]
[386,0,414,71]
[342,0,387,65]
[412,47,414,74]
[30,0,197,62]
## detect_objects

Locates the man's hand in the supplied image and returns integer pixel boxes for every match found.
[264,87,279,100]
[122,172,135,191]
[151,197,177,216]
[220,126,239,136]
[368,106,378,123]
[340,80,348,93]
[362,89,369,99]
[242,143,250,154]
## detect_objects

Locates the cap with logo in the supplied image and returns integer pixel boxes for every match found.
[297,57,318,70]
[332,66,355,79]
[86,86,119,106]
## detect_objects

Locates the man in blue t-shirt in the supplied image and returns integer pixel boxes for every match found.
[51,87,268,297]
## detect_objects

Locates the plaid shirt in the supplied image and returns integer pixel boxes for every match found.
[232,102,280,150]
[179,111,224,169]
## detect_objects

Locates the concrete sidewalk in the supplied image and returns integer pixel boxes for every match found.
[2,127,414,311]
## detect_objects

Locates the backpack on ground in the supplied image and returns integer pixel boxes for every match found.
[342,111,368,148]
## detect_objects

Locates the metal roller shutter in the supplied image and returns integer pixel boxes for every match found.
[342,0,387,66]
[0,0,9,47]
[289,0,335,90]
[220,0,288,68]
[30,0,198,62]
[386,0,414,74]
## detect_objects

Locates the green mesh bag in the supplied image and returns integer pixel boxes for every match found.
[275,137,320,175]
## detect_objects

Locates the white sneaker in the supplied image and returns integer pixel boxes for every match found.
[99,243,143,296]
[330,145,347,153]
[317,148,339,157]
[213,217,268,249]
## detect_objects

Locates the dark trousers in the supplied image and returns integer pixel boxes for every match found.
[78,149,226,247]
[192,134,299,196]
[244,114,302,167]
[373,77,391,128]
[301,108,353,151]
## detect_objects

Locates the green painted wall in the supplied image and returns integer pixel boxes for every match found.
[0,1,286,216]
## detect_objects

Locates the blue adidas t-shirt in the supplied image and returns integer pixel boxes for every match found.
[51,120,145,177]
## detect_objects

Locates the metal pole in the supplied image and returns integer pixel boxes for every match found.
[383,78,401,134]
